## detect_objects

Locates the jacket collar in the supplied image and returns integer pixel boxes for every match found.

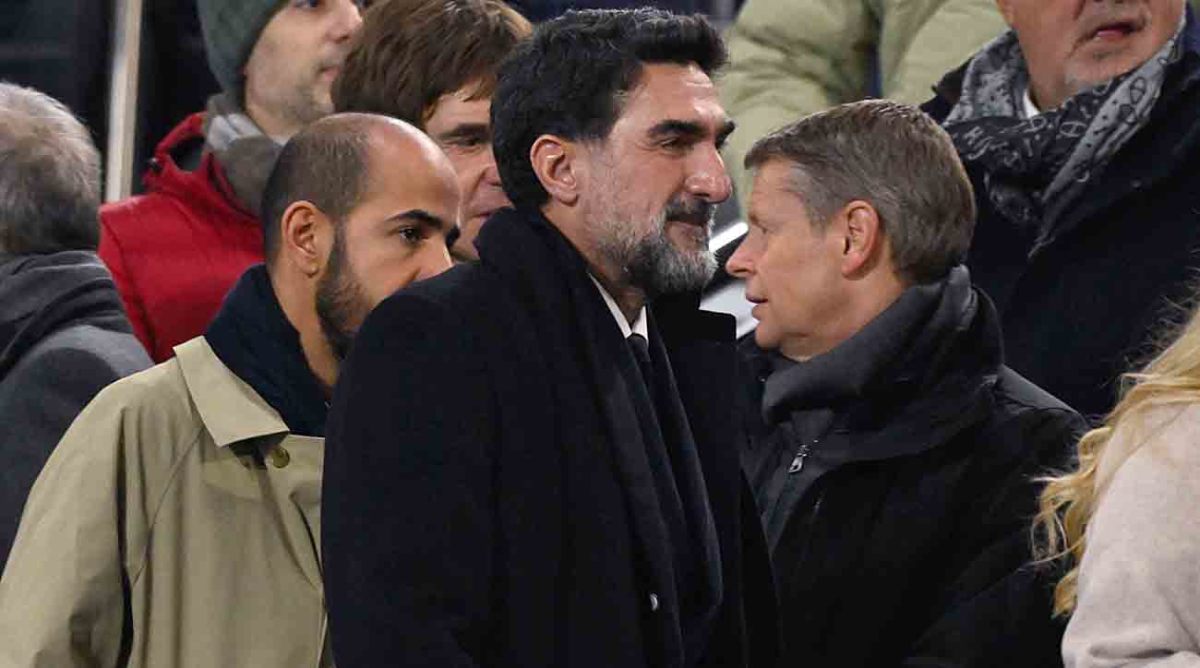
[174,337,289,447]
[761,266,1004,465]
[143,113,257,222]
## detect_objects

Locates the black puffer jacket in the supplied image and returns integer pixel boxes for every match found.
[742,267,1086,667]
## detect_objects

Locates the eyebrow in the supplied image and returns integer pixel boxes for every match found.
[648,118,738,145]
[435,123,491,144]
[385,208,452,233]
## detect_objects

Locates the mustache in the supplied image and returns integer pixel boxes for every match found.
[663,198,716,227]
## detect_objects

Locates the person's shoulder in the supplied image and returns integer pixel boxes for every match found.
[1111,402,1200,474]
[970,366,1088,465]
[991,365,1084,424]
[369,262,504,330]
[23,324,150,377]
[67,355,206,457]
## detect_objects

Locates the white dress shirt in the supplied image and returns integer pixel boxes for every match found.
[589,275,649,340]
[1022,87,1042,118]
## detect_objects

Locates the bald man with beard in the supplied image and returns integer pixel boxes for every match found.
[0,113,460,668]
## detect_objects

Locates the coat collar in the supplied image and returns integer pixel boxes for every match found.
[174,337,289,448]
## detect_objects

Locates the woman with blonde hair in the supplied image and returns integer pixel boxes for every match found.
[1037,304,1200,666]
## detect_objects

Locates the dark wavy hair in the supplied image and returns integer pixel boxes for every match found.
[491,8,726,210]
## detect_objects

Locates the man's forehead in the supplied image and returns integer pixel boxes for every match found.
[619,62,726,128]
[426,84,494,132]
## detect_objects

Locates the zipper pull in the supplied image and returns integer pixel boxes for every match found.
[788,441,815,474]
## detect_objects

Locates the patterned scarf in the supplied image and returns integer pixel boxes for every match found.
[943,16,1185,238]
[203,93,284,216]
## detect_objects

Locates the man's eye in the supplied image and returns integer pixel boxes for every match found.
[292,0,320,8]
[444,137,486,151]
[397,227,424,244]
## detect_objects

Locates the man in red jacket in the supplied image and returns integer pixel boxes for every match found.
[100,0,365,362]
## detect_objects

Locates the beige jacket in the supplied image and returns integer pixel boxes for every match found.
[719,0,1006,207]
[1063,403,1200,667]
[0,338,329,668]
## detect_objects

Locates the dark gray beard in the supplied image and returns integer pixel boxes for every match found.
[625,221,718,298]
[315,231,367,361]
[595,202,718,298]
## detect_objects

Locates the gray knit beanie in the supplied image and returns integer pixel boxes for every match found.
[197,0,286,97]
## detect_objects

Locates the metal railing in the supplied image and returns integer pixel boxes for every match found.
[104,0,144,203]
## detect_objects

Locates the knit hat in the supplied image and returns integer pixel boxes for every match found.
[197,0,285,96]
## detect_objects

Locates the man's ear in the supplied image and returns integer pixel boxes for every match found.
[838,200,886,278]
[279,200,331,277]
[530,134,580,206]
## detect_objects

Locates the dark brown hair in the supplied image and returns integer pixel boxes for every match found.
[333,0,531,126]
[746,99,976,285]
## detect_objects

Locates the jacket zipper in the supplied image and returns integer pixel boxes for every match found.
[788,440,818,474]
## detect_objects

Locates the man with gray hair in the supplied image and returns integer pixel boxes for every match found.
[0,83,150,568]
[727,99,1086,666]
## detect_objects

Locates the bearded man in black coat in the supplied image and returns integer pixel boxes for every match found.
[727,100,1087,667]
[321,9,778,668]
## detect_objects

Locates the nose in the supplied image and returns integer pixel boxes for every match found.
[482,152,503,188]
[684,145,733,205]
[417,241,454,281]
[330,0,364,42]
[725,230,757,279]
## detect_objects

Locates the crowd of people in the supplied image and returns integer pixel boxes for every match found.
[0,0,1198,666]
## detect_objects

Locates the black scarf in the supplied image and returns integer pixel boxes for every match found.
[476,207,723,667]
[205,265,329,437]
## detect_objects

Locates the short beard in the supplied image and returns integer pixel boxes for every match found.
[595,198,718,298]
[315,227,368,361]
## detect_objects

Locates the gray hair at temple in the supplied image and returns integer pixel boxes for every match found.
[746,99,976,284]
[0,82,102,254]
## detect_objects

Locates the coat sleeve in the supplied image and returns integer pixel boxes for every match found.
[0,381,151,668]
[322,291,496,667]
[902,406,1087,667]
[719,0,873,205]
[1062,408,1200,668]
[875,0,1006,105]
[98,217,155,359]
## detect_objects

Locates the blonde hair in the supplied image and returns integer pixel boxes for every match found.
[1035,303,1200,616]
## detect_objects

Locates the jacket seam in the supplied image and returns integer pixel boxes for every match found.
[126,423,207,586]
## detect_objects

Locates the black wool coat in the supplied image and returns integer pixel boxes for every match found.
[742,270,1087,667]
[322,208,778,668]
[923,18,1200,421]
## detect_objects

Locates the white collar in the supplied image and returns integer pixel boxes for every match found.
[589,275,649,340]
[1022,86,1042,118]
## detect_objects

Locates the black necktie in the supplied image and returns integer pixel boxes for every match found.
[627,333,653,389]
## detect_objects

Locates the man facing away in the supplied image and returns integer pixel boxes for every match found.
[0,113,459,667]
[333,0,531,262]
[0,83,150,568]
[727,99,1088,667]
[925,0,1200,420]
[322,9,779,668]
[100,0,364,362]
